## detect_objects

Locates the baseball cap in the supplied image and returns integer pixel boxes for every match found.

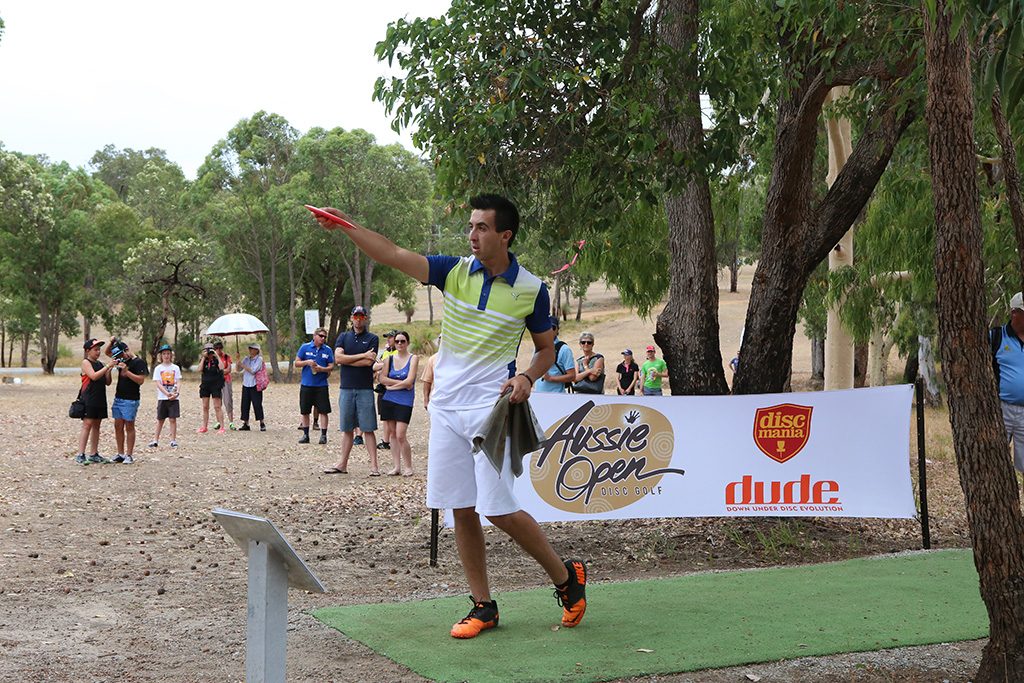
[83,338,104,350]
[213,340,224,349]
[1012,292,1024,311]
[622,348,633,356]
[351,305,367,316]
[386,330,398,338]
[158,343,173,353]
[646,345,656,352]
[248,342,261,351]
[548,315,560,329]
[203,342,215,351]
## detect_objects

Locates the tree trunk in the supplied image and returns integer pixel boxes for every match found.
[83,316,91,342]
[20,332,30,368]
[729,257,739,293]
[38,300,60,374]
[917,335,942,407]
[0,322,5,368]
[853,342,868,388]
[551,273,562,319]
[731,25,916,396]
[810,336,825,383]
[575,290,583,322]
[991,88,1024,294]
[925,6,1024,681]
[267,257,280,381]
[654,0,729,396]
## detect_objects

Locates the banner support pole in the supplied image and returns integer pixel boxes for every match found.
[915,378,931,549]
[430,509,439,567]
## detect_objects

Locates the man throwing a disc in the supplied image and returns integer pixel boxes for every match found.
[312,194,587,638]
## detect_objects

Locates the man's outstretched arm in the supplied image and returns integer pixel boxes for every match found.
[313,208,429,283]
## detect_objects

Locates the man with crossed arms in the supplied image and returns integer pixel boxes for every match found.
[312,194,587,639]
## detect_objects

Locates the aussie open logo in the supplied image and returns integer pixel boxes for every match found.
[531,401,684,513]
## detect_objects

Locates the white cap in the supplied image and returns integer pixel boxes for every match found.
[1012,292,1024,311]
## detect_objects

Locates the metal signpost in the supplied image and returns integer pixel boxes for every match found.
[213,508,326,683]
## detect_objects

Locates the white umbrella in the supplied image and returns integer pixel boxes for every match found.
[205,313,270,355]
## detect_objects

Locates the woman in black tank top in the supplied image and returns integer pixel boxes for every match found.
[76,339,115,464]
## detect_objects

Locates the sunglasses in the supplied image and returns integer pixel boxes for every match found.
[395,338,409,344]
[580,340,593,345]
[315,334,326,338]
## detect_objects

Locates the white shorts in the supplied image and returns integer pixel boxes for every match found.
[425,404,520,516]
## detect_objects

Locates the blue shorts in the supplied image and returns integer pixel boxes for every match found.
[338,388,377,433]
[111,397,140,422]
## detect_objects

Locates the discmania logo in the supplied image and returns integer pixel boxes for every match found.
[532,401,684,514]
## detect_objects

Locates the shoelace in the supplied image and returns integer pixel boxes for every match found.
[459,602,491,623]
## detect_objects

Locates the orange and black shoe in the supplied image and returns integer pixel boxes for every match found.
[450,597,499,639]
[554,559,587,627]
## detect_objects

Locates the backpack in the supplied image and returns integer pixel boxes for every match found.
[254,362,270,392]
[553,340,569,374]
[991,325,1004,390]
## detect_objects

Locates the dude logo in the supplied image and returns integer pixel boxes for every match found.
[753,403,813,463]
[531,401,683,513]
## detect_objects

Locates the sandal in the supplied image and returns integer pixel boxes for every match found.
[368,470,381,477]
[323,467,347,474]
[386,469,401,476]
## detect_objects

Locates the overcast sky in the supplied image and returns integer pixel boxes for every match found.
[0,1,451,179]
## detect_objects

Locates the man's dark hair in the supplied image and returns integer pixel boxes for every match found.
[470,194,520,246]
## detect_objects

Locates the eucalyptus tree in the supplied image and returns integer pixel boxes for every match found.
[193,111,304,379]
[286,126,433,330]
[89,145,187,230]
[925,3,1024,679]
[375,0,919,395]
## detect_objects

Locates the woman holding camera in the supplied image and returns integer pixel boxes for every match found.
[75,338,116,464]
[198,342,227,434]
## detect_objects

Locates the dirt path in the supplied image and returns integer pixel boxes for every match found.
[0,269,981,682]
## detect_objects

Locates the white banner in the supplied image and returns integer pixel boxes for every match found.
[489,385,917,523]
[303,309,320,335]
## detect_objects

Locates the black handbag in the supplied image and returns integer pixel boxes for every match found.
[69,397,87,419]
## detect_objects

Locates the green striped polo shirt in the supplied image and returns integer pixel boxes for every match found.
[426,254,551,409]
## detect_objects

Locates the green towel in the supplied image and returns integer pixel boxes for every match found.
[471,394,545,477]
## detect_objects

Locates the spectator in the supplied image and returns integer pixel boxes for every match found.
[75,338,116,465]
[296,327,335,444]
[374,330,398,451]
[535,316,576,393]
[616,349,640,396]
[237,342,266,432]
[149,344,181,448]
[379,330,419,476]
[106,337,148,464]
[213,340,236,430]
[641,345,669,396]
[324,306,380,475]
[991,292,1024,473]
[197,342,227,434]
[421,334,441,410]
[572,331,605,394]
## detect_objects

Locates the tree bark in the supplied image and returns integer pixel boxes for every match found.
[733,44,916,395]
[925,5,1024,681]
[654,0,729,396]
[991,88,1024,294]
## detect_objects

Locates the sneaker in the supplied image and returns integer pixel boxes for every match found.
[450,598,499,639]
[216,427,226,434]
[74,453,87,465]
[197,426,208,434]
[238,424,251,431]
[554,560,587,627]
[212,422,220,430]
[111,454,126,464]
[377,441,391,450]
[353,435,364,446]
[318,433,328,445]
[87,454,110,465]
[122,455,135,465]
[298,434,310,444]
[170,440,178,448]
[229,422,237,431]
[147,441,158,449]
[259,423,266,432]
